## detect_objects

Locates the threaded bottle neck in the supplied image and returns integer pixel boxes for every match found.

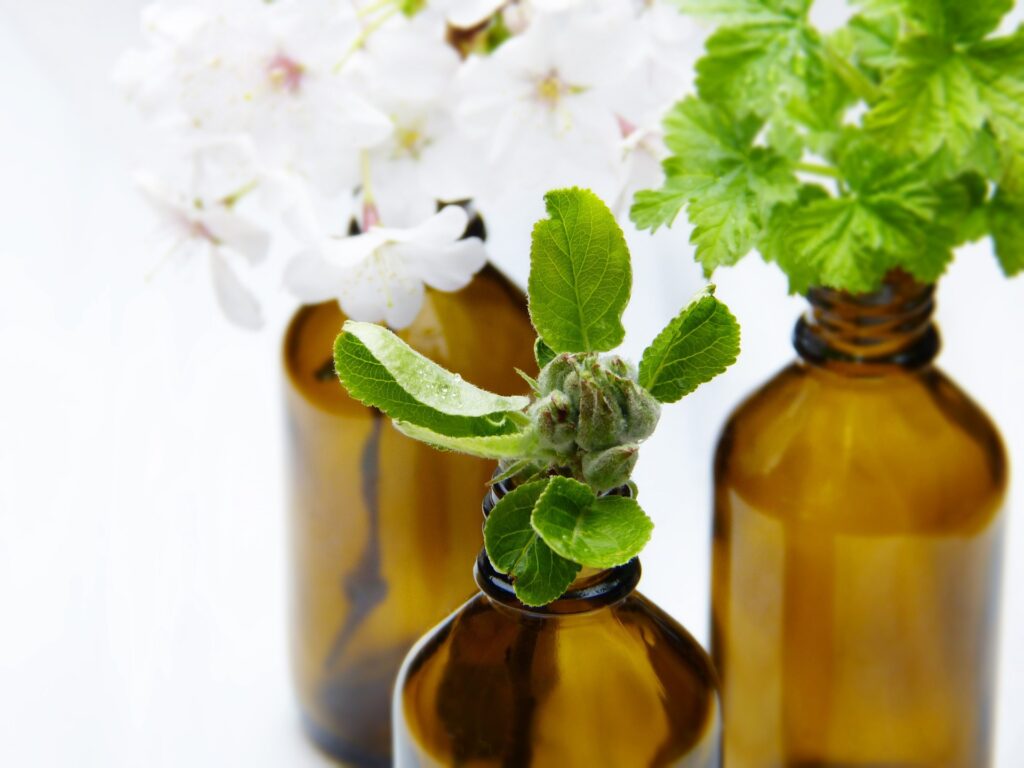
[794,270,939,373]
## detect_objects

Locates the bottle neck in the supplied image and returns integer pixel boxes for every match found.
[793,271,939,374]
[478,479,641,616]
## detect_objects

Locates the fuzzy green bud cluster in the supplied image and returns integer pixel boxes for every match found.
[528,352,661,491]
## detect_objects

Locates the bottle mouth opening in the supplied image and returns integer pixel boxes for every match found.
[474,550,641,616]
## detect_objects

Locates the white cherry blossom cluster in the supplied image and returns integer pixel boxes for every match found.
[118,0,699,329]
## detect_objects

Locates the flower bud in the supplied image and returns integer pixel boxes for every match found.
[610,376,661,442]
[602,354,636,380]
[530,390,576,454]
[583,444,639,492]
[537,353,577,396]
[576,372,626,452]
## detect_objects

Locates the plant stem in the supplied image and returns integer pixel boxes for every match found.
[796,162,842,180]
[820,39,881,106]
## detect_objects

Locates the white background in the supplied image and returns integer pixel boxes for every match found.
[1,2,1022,765]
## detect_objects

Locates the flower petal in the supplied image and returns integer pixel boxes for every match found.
[393,236,487,293]
[209,250,263,330]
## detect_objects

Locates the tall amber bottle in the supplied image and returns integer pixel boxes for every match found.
[284,264,536,766]
[393,482,723,767]
[712,272,1007,767]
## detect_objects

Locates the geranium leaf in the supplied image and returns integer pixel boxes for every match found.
[639,288,741,404]
[530,476,653,569]
[528,188,631,354]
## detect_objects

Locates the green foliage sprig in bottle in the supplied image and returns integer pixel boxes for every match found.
[332,188,740,606]
[633,0,1024,292]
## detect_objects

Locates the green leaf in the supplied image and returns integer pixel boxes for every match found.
[865,37,986,162]
[631,98,798,272]
[534,338,556,370]
[484,479,580,606]
[672,0,810,24]
[967,31,1024,154]
[530,477,654,569]
[990,190,1024,276]
[528,188,632,354]
[856,0,1012,43]
[334,322,528,438]
[394,421,538,459]
[865,28,1024,169]
[762,132,959,292]
[639,289,741,404]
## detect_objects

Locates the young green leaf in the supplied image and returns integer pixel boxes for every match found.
[528,187,632,354]
[638,289,741,404]
[484,479,581,607]
[530,476,654,569]
[630,98,798,272]
[857,0,1013,43]
[393,421,538,460]
[865,28,1024,167]
[672,0,810,23]
[534,338,556,370]
[334,321,529,438]
[762,133,958,292]
[990,190,1024,277]
[865,37,986,162]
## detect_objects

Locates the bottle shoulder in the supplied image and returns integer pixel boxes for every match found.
[396,592,721,767]
[716,362,1007,533]
[283,265,535,414]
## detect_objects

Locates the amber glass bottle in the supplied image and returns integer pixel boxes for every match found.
[393,483,723,767]
[283,263,536,766]
[712,272,1007,767]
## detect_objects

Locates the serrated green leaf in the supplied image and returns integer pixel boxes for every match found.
[832,13,901,73]
[528,188,632,354]
[534,338,556,370]
[865,37,986,162]
[990,190,1024,276]
[639,290,741,404]
[672,0,809,23]
[856,0,1012,43]
[762,132,960,291]
[393,421,538,459]
[484,479,580,606]
[334,322,527,438]
[631,98,798,271]
[966,31,1024,153]
[530,477,653,569]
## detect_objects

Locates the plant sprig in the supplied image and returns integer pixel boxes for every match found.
[634,0,1024,292]
[333,188,740,606]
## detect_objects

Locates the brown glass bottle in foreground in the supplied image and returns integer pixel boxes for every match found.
[393,482,723,767]
[283,264,536,766]
[712,272,1007,767]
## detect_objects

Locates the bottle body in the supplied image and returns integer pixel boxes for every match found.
[712,277,1007,767]
[394,553,722,767]
[284,265,536,765]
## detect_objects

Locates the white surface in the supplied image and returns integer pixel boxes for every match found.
[1,2,1022,765]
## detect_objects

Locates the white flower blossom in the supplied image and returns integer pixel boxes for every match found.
[119,0,392,194]
[121,0,701,328]
[285,205,486,329]
[135,138,270,329]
